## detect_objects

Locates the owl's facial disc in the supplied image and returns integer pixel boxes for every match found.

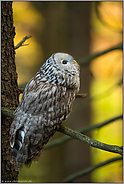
[52,53,79,75]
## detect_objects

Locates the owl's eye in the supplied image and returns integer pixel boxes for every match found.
[62,60,68,64]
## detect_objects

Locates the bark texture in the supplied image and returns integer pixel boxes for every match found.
[1,1,19,182]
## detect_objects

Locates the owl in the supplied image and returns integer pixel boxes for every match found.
[10,52,80,171]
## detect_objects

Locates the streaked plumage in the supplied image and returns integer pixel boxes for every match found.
[10,52,80,171]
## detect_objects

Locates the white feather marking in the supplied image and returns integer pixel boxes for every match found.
[52,86,56,94]
[48,107,53,112]
[10,141,15,148]
[20,130,25,142]
[60,115,64,121]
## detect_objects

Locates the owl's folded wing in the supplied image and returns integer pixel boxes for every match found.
[14,76,68,116]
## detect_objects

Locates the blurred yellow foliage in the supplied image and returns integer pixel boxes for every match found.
[98,2,123,31]
[90,1,122,182]
[90,50,122,79]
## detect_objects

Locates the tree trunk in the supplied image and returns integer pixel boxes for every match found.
[1,1,19,182]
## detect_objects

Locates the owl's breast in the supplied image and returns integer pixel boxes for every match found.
[44,87,76,126]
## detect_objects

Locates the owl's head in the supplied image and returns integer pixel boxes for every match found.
[52,53,80,76]
[40,52,80,92]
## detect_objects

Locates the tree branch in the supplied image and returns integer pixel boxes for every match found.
[62,156,122,182]
[44,114,122,149]
[79,42,123,65]
[58,126,123,156]
[76,93,87,98]
[1,107,123,156]
[14,35,32,50]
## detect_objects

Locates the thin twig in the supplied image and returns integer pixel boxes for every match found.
[62,156,122,182]
[76,93,87,98]
[58,126,123,156]
[14,35,32,50]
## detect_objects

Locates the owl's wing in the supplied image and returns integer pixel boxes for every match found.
[14,76,70,117]
[10,77,56,144]
[11,75,70,143]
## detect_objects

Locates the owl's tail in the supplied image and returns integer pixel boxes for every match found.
[10,126,29,171]
[10,125,42,171]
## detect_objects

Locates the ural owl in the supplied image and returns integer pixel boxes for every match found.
[10,52,80,171]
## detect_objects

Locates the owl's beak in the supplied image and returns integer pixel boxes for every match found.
[73,60,77,64]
